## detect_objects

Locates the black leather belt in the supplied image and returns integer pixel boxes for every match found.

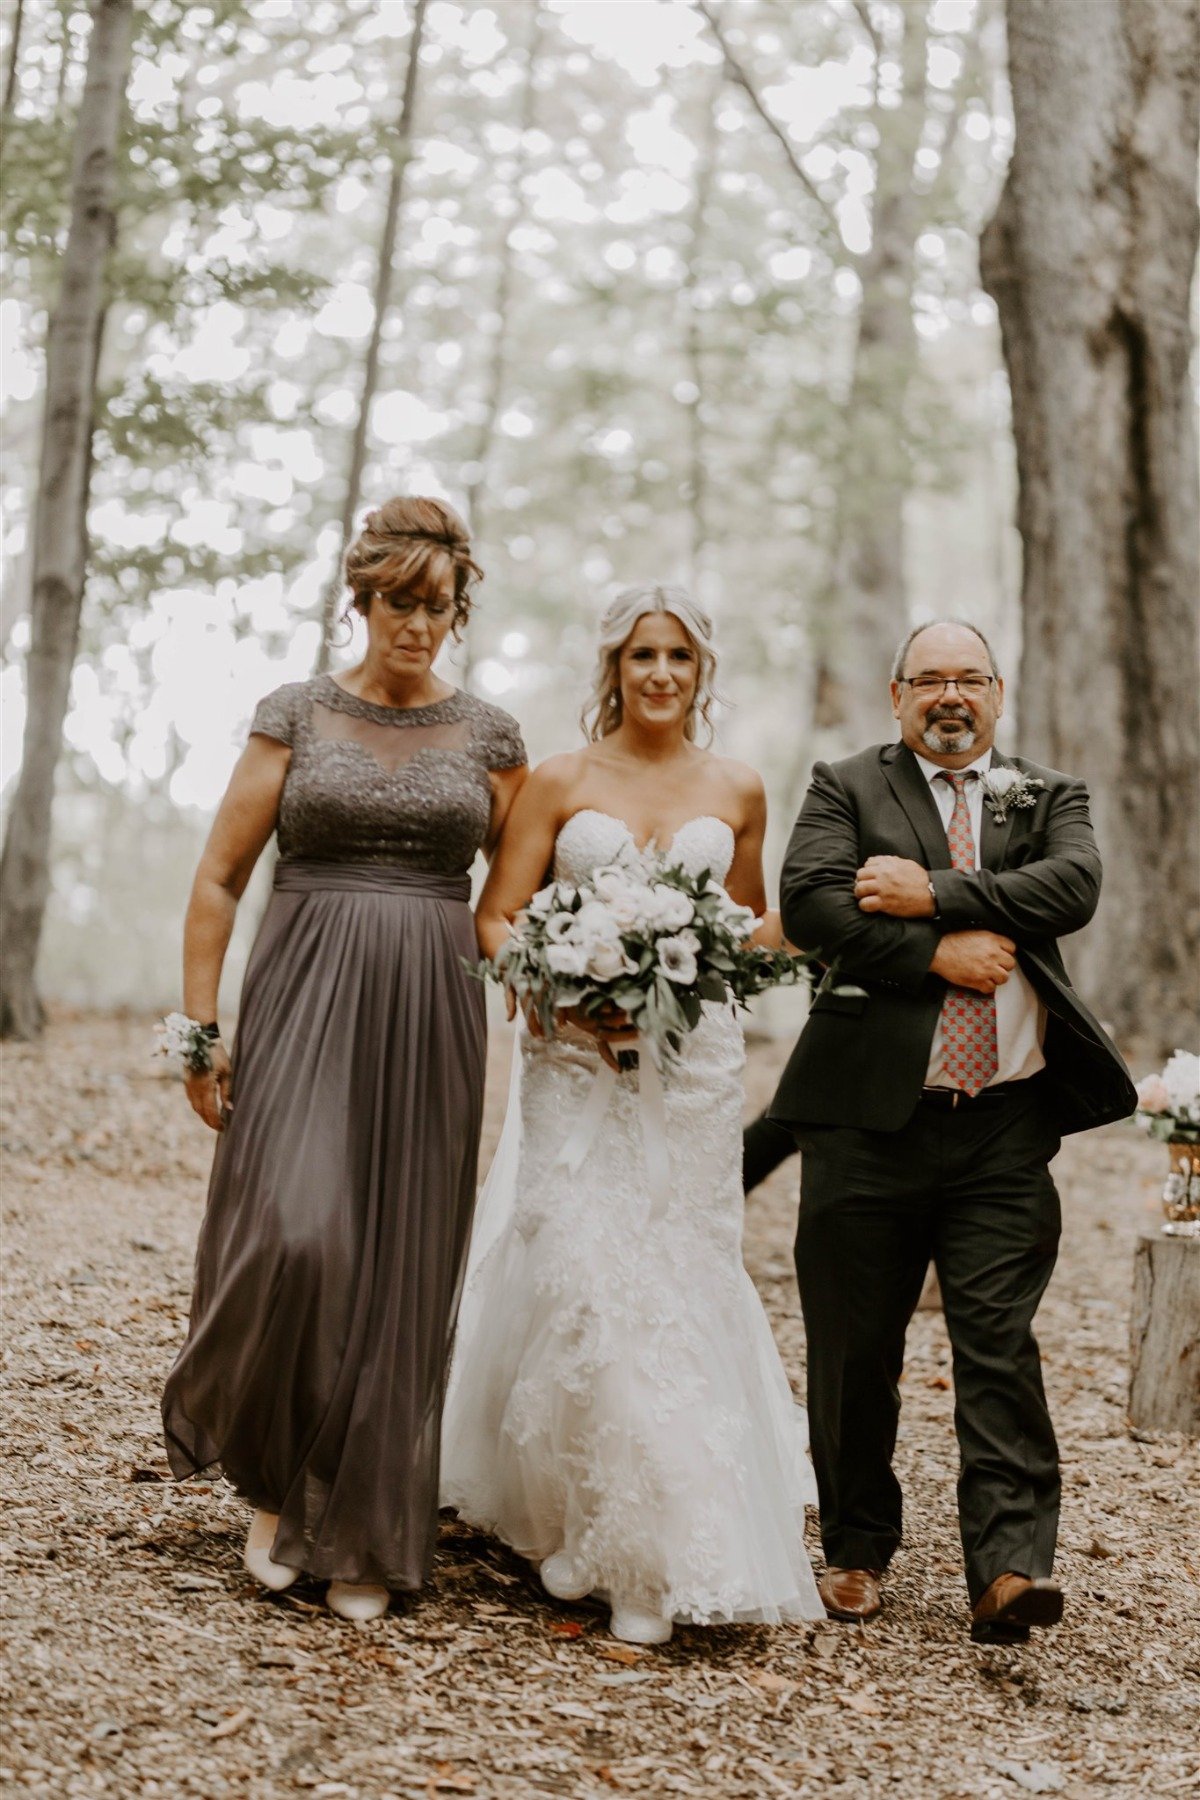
[919,1079,1035,1110]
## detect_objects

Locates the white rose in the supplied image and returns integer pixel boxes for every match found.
[657,936,698,985]
[1135,1073,1172,1114]
[612,886,652,931]
[647,885,695,931]
[592,868,652,929]
[574,900,621,945]
[721,901,757,940]
[592,864,632,898]
[525,884,557,919]
[1162,1050,1200,1116]
[984,767,1020,797]
[546,942,588,978]
[674,928,701,955]
[587,940,636,982]
[545,912,580,943]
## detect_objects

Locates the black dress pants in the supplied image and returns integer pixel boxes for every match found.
[794,1079,1062,1604]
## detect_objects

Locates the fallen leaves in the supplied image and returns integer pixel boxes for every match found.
[991,1758,1065,1793]
[594,1641,643,1666]
[3,1017,1198,1800]
[749,1671,794,1696]
[843,1690,883,1716]
[208,1706,252,1741]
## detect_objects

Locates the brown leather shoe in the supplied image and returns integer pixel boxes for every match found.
[818,1567,882,1623]
[971,1573,1063,1643]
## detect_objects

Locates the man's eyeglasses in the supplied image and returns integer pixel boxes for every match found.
[898,675,996,698]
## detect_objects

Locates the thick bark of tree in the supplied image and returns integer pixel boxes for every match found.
[314,0,428,670]
[0,0,134,1040]
[681,73,721,593]
[981,0,1200,1059]
[3,0,25,114]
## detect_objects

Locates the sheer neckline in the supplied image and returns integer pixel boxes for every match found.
[318,673,467,725]
[559,808,735,857]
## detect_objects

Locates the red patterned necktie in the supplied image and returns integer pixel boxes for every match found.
[937,771,999,1096]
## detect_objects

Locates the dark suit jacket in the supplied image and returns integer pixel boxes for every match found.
[768,742,1138,1137]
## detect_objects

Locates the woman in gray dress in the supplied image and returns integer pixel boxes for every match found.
[162,496,526,1620]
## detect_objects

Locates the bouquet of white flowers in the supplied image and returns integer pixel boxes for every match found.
[478,846,810,1067]
[155,1012,220,1075]
[1134,1049,1200,1141]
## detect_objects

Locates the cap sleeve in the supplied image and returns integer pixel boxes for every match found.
[249,682,303,747]
[478,702,526,772]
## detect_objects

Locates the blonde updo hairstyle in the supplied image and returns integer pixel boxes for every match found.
[582,583,719,745]
[343,495,482,638]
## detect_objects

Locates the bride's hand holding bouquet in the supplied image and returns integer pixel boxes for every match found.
[476,843,810,1072]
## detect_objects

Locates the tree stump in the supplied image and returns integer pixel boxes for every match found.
[1128,1233,1200,1435]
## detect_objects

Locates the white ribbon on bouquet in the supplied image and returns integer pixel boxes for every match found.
[553,1036,672,1223]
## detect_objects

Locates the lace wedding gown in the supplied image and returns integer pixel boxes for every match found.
[441,811,823,1625]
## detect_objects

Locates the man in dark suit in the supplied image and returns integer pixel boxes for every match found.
[768,620,1137,1642]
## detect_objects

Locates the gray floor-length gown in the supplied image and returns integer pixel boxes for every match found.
[162,673,525,1588]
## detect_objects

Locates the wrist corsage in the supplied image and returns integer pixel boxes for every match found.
[979,766,1045,825]
[156,1013,220,1075]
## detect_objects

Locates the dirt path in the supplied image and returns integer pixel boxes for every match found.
[2,1015,1197,1798]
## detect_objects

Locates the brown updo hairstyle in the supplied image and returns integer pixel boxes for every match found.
[343,496,482,638]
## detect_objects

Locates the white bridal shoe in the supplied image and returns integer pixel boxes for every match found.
[243,1510,301,1592]
[326,1581,390,1622]
[540,1552,593,1602]
[609,1602,672,1646]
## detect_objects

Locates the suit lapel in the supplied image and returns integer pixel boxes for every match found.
[881,744,952,870]
[980,750,1018,871]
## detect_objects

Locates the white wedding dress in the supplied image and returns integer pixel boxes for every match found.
[441,811,823,1626]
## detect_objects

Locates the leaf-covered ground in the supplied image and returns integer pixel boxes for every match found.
[2,1014,1197,1798]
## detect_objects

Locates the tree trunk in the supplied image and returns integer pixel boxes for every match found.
[314,0,429,671]
[459,0,542,690]
[1128,1232,1200,1434]
[681,72,721,594]
[980,0,1200,1060]
[3,0,25,114]
[818,0,931,753]
[0,0,134,1041]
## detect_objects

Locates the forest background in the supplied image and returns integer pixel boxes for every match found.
[1,0,1197,1057]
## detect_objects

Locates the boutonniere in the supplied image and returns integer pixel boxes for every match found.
[979,766,1045,824]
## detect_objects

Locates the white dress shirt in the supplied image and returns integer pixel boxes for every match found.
[914,748,1046,1089]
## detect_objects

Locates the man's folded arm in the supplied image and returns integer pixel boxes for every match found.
[929,779,1101,941]
[782,761,939,995]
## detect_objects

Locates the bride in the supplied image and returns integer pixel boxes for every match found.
[440,585,823,1644]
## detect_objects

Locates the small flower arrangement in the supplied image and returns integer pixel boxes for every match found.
[979,766,1045,824]
[476,846,811,1068]
[155,1012,216,1076]
[1134,1050,1200,1142]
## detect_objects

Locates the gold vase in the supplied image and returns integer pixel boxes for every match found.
[1162,1136,1200,1237]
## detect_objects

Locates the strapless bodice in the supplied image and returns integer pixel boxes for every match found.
[552,810,735,887]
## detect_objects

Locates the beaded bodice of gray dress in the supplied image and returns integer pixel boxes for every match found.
[163,673,525,1590]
